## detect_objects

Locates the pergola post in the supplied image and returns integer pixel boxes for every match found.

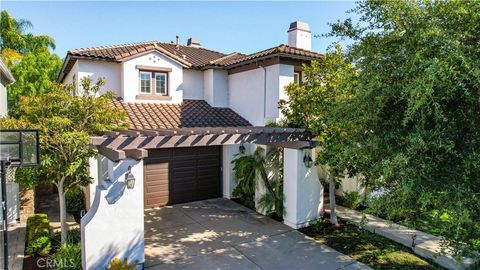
[282,148,323,229]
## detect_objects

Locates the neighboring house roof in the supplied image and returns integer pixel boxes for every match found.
[58,41,324,82]
[0,58,15,84]
[112,99,252,130]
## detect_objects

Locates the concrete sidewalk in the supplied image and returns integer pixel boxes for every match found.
[145,199,372,270]
[0,223,26,270]
[330,205,475,270]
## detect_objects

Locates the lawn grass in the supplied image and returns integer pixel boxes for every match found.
[299,219,443,270]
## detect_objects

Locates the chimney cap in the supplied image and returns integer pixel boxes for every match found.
[187,37,201,47]
[288,21,311,33]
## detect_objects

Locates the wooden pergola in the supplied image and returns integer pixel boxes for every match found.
[90,127,317,161]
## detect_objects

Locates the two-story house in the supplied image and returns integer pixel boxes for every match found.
[58,21,325,269]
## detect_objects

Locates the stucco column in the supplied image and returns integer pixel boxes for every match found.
[222,144,240,199]
[81,158,145,270]
[283,148,323,229]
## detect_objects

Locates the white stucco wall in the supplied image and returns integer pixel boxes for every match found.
[183,69,204,100]
[283,148,323,229]
[77,60,121,96]
[222,144,240,199]
[203,69,228,107]
[62,61,79,87]
[0,182,20,223]
[229,64,294,126]
[0,76,8,117]
[82,158,144,270]
[122,52,183,104]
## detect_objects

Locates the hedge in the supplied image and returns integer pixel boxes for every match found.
[26,213,51,256]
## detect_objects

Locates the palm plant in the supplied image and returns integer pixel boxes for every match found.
[232,147,284,217]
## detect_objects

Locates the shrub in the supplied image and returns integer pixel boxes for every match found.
[26,214,51,256]
[66,187,86,223]
[342,191,362,210]
[52,228,81,251]
[54,243,82,270]
[311,218,328,233]
[106,258,137,270]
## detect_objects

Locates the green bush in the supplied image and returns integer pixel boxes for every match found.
[54,243,82,270]
[26,214,51,256]
[342,191,362,210]
[52,228,81,251]
[66,187,86,223]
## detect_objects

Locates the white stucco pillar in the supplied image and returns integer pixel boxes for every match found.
[81,158,145,270]
[283,148,323,229]
[222,144,240,199]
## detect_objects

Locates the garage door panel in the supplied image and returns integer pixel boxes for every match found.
[145,184,168,193]
[145,196,169,207]
[144,146,221,208]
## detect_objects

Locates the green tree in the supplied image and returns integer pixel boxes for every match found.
[1,78,127,243]
[0,10,61,116]
[279,44,358,224]
[326,0,480,257]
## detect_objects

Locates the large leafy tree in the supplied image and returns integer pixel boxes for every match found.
[0,10,61,116]
[279,45,358,224]
[1,78,127,243]
[324,0,480,257]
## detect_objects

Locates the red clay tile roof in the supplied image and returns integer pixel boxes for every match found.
[67,41,227,67]
[221,44,324,67]
[112,99,252,129]
[59,42,323,81]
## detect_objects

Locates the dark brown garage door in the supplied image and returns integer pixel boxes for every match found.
[144,146,222,208]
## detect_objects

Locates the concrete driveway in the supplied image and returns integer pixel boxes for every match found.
[144,198,371,270]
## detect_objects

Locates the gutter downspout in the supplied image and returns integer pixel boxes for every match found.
[259,64,267,119]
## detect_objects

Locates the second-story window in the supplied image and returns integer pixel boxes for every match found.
[139,71,168,96]
[155,73,167,95]
[140,71,151,93]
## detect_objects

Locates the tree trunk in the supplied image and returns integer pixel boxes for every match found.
[57,184,68,244]
[328,173,338,225]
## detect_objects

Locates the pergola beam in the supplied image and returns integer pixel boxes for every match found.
[97,146,125,162]
[93,126,316,161]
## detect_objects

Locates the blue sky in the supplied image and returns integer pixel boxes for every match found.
[1,1,357,58]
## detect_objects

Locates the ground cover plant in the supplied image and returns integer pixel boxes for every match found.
[299,218,442,270]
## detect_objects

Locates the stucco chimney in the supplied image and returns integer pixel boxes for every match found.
[288,21,311,51]
[187,37,201,48]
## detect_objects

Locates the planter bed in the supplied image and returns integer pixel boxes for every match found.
[298,217,443,270]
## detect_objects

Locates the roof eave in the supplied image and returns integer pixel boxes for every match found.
[0,59,15,84]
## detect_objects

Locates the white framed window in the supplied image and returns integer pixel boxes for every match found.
[139,71,168,96]
[140,71,152,93]
[154,72,167,95]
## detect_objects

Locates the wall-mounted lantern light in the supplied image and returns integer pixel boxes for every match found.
[303,153,313,168]
[239,143,246,154]
[125,166,136,189]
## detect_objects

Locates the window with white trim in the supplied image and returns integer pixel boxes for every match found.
[140,71,151,93]
[139,71,168,96]
[154,73,167,95]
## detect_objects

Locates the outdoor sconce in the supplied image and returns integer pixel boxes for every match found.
[303,153,313,168]
[125,166,136,189]
[239,143,246,154]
